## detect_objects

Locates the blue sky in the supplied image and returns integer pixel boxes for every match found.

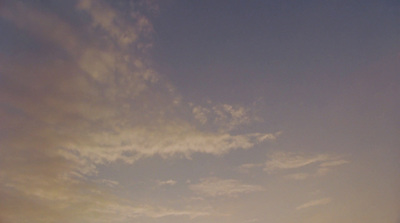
[0,1,399,223]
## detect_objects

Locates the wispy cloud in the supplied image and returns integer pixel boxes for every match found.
[319,159,349,167]
[191,103,264,131]
[263,151,348,179]
[264,152,330,173]
[0,1,275,222]
[192,105,210,124]
[98,179,120,188]
[190,177,264,197]
[0,0,279,173]
[88,203,210,220]
[296,197,332,210]
[63,127,280,168]
[157,180,177,186]
[77,0,153,47]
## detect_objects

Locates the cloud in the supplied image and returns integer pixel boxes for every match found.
[98,179,120,188]
[0,1,276,222]
[296,197,332,210]
[191,103,263,131]
[213,104,250,130]
[0,0,280,174]
[76,0,153,47]
[0,170,208,222]
[84,202,210,221]
[192,105,210,124]
[158,180,177,186]
[190,177,264,197]
[62,126,280,169]
[264,152,348,179]
[264,152,330,173]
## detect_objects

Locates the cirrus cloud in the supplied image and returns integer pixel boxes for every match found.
[296,197,332,210]
[263,151,349,180]
[190,177,265,197]
[0,1,276,222]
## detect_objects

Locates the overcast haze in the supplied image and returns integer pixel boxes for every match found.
[0,0,399,223]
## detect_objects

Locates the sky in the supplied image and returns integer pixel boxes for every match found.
[0,0,399,223]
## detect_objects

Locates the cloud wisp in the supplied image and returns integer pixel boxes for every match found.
[191,103,264,131]
[263,151,348,180]
[158,180,177,186]
[296,197,332,210]
[190,177,265,197]
[264,152,331,173]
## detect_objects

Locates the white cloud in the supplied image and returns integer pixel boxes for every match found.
[296,197,332,210]
[190,177,264,197]
[264,152,349,177]
[86,202,210,221]
[0,170,208,222]
[213,104,250,130]
[258,131,282,141]
[99,179,120,188]
[0,1,278,222]
[0,1,207,222]
[192,106,210,124]
[319,159,349,167]
[264,152,330,173]
[0,0,279,184]
[63,126,280,167]
[158,180,177,186]
[191,103,262,131]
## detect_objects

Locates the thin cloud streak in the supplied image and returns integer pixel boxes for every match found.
[264,152,330,172]
[158,180,177,186]
[264,151,349,177]
[296,197,332,210]
[190,177,265,197]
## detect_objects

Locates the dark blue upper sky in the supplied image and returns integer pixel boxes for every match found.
[152,0,400,103]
